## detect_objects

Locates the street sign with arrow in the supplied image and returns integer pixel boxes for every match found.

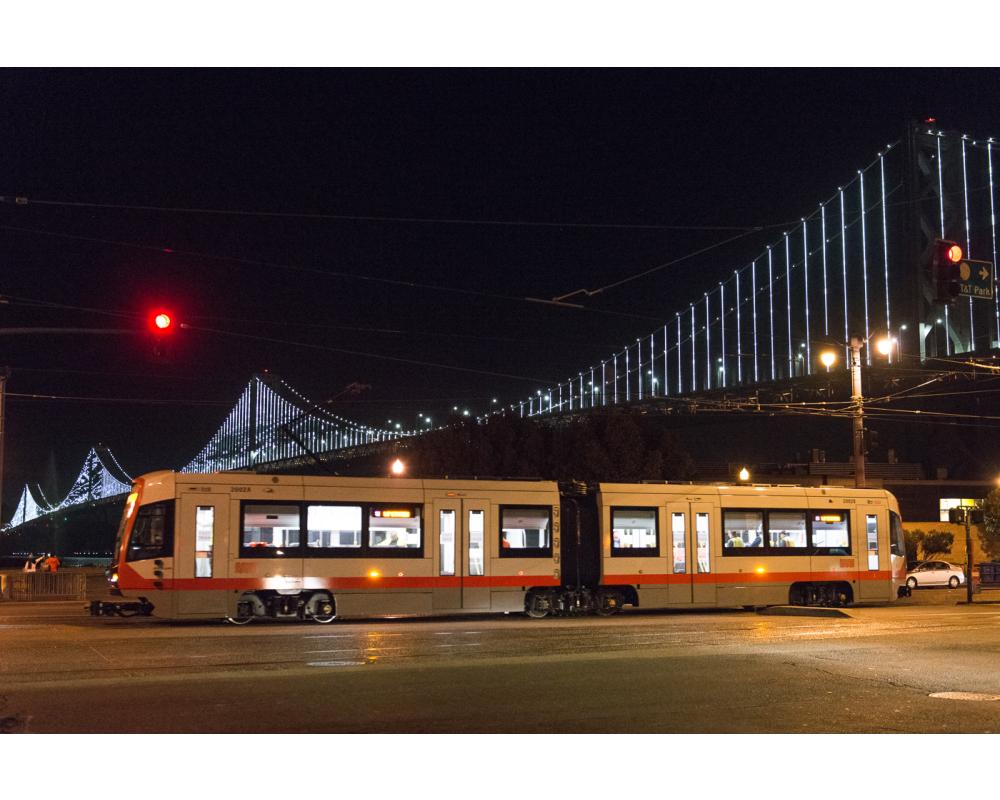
[957,259,994,300]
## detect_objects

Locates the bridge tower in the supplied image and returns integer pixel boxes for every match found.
[904,119,998,359]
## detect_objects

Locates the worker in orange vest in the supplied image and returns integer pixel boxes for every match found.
[43,553,61,572]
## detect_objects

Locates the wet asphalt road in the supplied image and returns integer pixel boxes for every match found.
[2,587,1000,732]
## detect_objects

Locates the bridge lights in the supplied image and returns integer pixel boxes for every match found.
[931,239,964,304]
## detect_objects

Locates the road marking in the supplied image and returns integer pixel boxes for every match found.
[436,643,481,648]
[929,692,1000,702]
[307,660,367,668]
[304,648,356,654]
[303,634,352,639]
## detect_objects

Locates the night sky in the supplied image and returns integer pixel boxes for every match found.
[3,68,1000,504]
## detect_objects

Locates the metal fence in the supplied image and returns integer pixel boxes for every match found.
[0,571,87,601]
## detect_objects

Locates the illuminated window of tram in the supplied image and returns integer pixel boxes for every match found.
[672,512,686,573]
[767,511,807,548]
[469,509,484,576]
[865,514,879,570]
[811,511,850,551]
[611,507,658,555]
[369,505,421,548]
[306,505,362,549]
[439,510,456,576]
[500,506,552,557]
[242,505,301,551]
[723,510,764,549]
[195,506,214,578]
[696,512,710,573]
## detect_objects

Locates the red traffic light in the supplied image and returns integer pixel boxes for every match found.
[149,310,174,332]
[932,240,965,304]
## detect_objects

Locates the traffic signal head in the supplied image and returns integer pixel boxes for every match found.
[146,308,177,361]
[932,239,964,304]
[149,310,174,333]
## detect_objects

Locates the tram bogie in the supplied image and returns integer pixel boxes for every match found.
[99,471,907,623]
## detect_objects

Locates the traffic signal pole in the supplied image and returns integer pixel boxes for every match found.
[965,510,974,605]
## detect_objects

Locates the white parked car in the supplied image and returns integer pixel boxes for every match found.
[906,561,965,589]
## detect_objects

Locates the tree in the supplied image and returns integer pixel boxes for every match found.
[404,412,694,483]
[980,489,1000,561]
[918,530,954,560]
[903,528,920,565]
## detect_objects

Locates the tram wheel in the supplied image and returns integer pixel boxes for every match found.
[226,599,255,625]
[311,599,337,624]
[595,593,621,616]
[526,593,550,619]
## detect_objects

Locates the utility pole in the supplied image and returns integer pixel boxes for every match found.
[850,336,866,489]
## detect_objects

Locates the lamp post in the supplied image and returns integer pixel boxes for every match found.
[849,336,866,489]
[820,333,895,489]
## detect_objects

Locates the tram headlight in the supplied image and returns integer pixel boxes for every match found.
[109,572,119,584]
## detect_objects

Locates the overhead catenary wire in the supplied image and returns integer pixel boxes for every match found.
[2,195,775,232]
[0,223,667,324]
[180,322,561,385]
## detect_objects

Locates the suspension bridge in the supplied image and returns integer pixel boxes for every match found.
[4,120,999,535]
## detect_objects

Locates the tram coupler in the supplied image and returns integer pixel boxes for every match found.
[88,598,155,617]
[897,585,911,598]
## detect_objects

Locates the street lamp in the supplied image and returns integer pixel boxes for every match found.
[875,336,896,357]
[738,467,751,482]
[820,350,837,372]
[848,333,896,488]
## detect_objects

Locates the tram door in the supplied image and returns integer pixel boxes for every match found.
[175,493,229,616]
[666,500,717,606]
[433,498,491,611]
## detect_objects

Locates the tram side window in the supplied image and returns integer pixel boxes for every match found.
[241,504,301,556]
[306,504,362,550]
[865,514,879,570]
[768,511,807,549]
[439,510,456,576]
[195,506,214,578]
[500,506,552,557]
[126,500,174,562]
[812,511,850,553]
[723,510,764,550]
[611,507,659,556]
[672,513,686,573]
[369,506,422,550]
[696,513,711,573]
